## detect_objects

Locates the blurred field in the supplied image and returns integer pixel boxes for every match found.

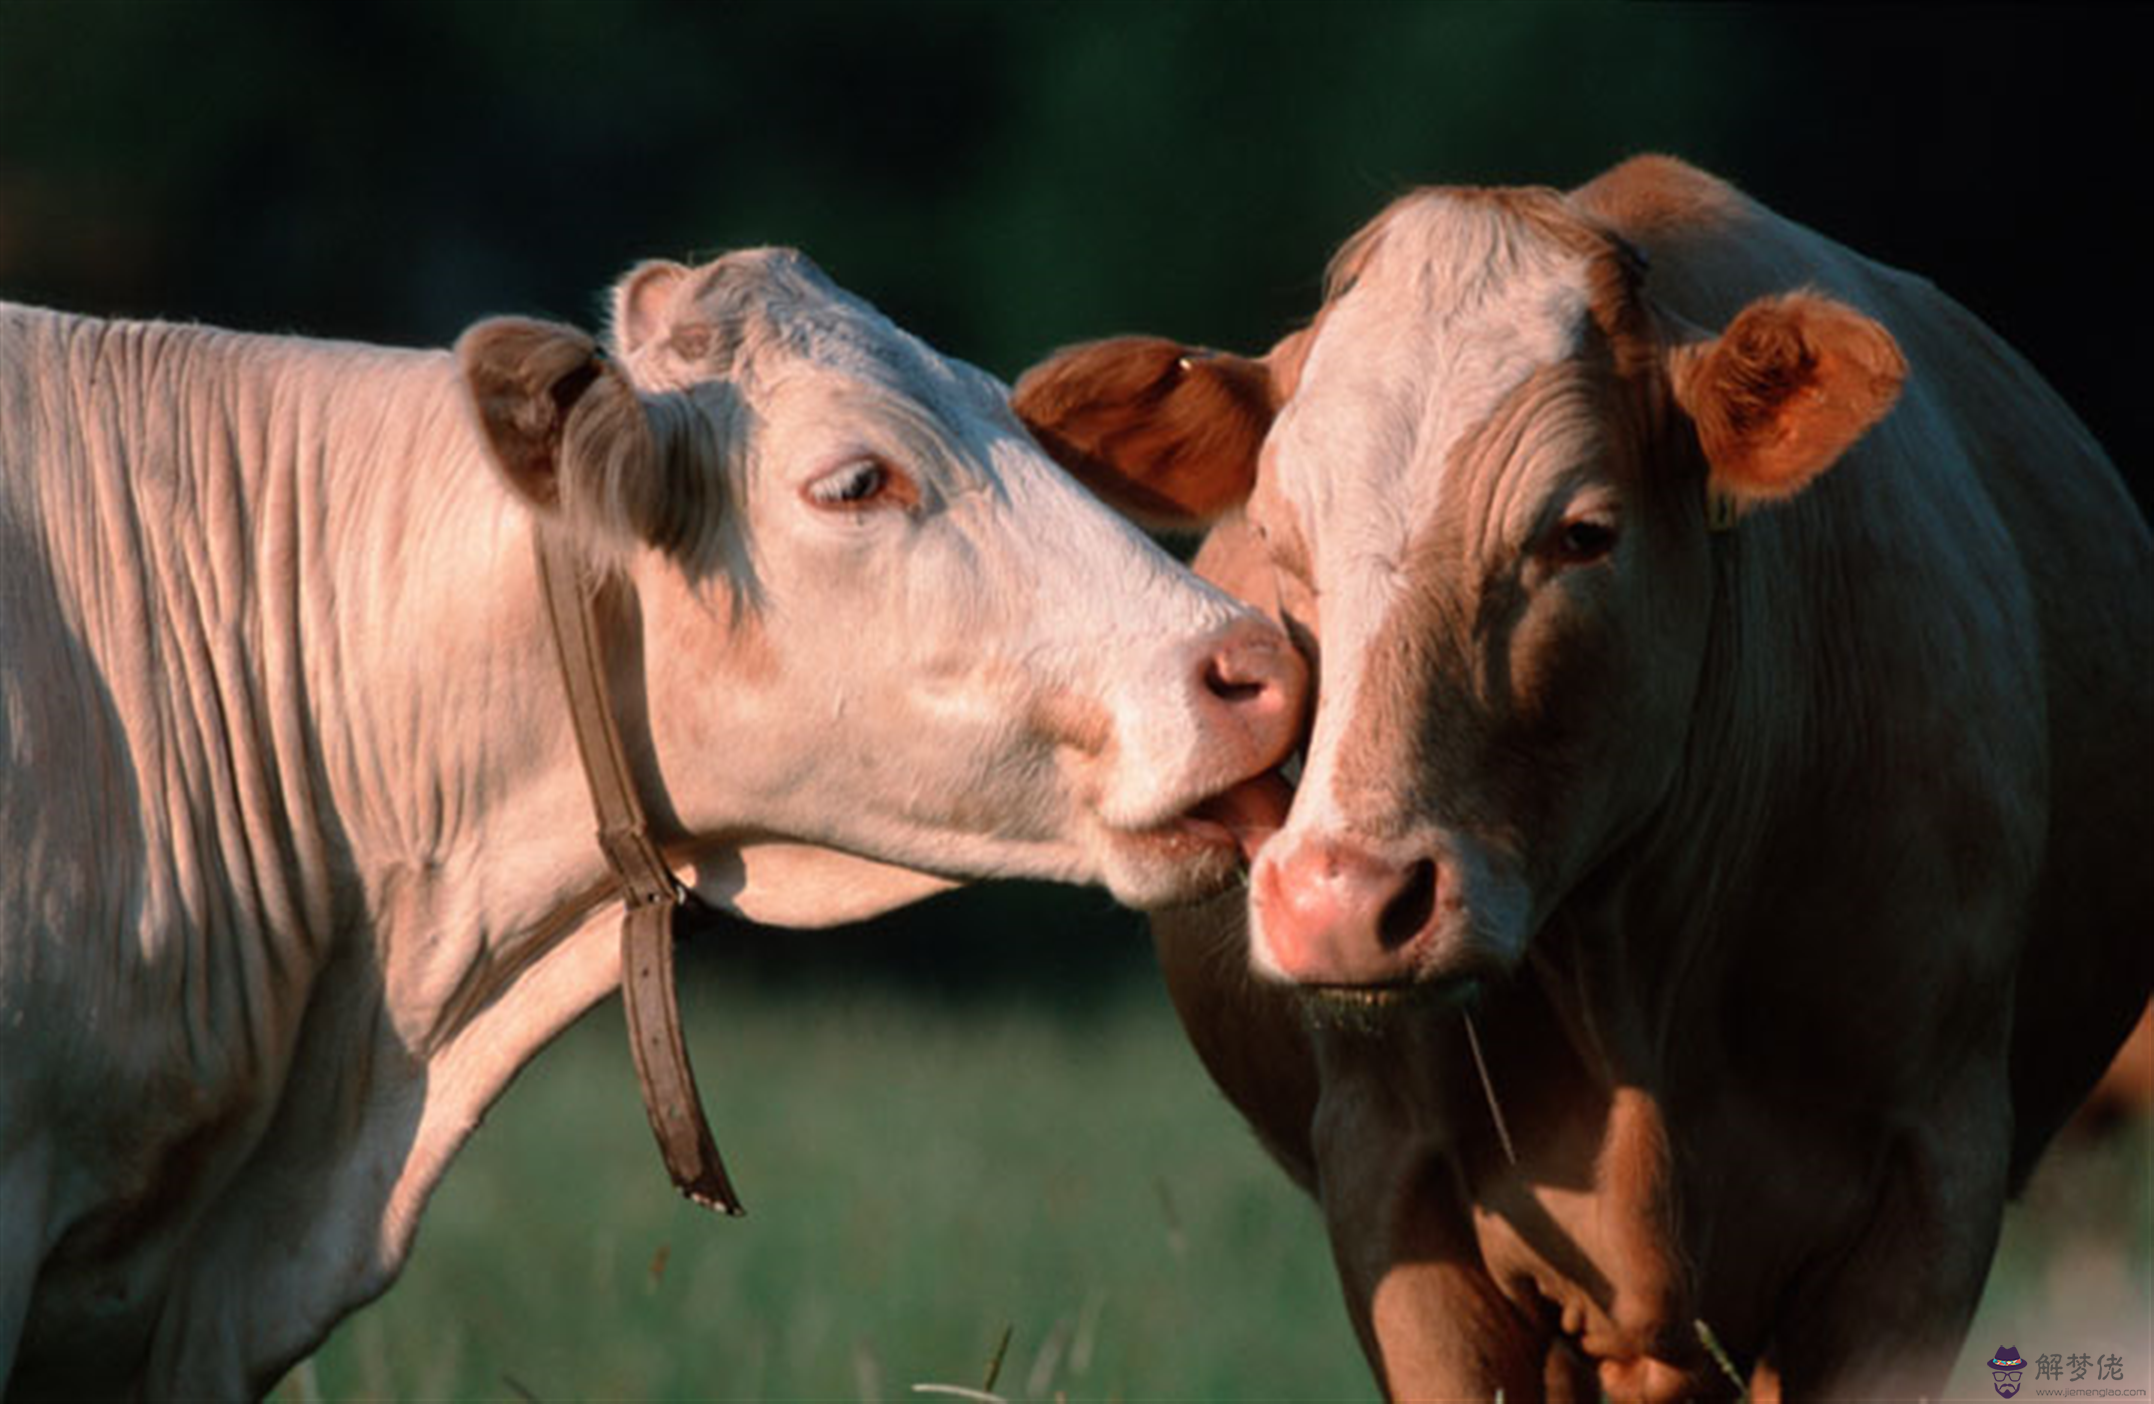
[286,919,1375,1403]
[283,905,2150,1403]
[1947,1108,2154,1398]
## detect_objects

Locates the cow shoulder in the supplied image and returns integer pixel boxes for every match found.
[1570,154,1749,245]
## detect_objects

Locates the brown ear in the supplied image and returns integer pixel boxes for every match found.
[1669,292,1906,509]
[1013,336,1278,529]
[458,316,707,553]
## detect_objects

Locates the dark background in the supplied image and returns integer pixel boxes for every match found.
[5,0,2147,995]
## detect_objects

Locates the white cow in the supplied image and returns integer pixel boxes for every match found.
[0,248,1303,1400]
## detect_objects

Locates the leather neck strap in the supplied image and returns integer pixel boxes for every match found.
[532,530,745,1217]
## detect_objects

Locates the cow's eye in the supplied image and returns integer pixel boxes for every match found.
[1551,515,1619,565]
[804,459,894,511]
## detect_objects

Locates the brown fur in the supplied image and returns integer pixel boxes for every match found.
[1018,154,2153,1401]
[1671,292,1907,504]
[1018,192,1665,526]
[1574,153,1746,243]
[1012,336,1275,527]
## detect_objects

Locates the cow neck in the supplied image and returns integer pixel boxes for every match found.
[530,528,747,1217]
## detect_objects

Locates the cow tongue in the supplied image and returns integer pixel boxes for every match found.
[1190,768,1295,862]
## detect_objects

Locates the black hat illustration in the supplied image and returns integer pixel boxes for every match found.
[1990,1347,2027,1371]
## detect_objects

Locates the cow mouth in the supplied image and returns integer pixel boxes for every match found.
[1100,765,1296,908]
[1297,975,1484,1030]
[1147,766,1297,864]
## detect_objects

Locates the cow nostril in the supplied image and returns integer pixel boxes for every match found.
[1378,859,1439,951]
[1203,654,1270,704]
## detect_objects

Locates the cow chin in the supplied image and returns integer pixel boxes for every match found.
[1095,829,1246,910]
[1295,970,1487,1034]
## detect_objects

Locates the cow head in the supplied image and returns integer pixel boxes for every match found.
[1016,188,1902,994]
[456,249,1303,922]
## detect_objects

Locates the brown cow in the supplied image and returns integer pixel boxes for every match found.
[1015,156,2154,1401]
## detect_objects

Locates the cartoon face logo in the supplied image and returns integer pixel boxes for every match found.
[1989,1346,2027,1398]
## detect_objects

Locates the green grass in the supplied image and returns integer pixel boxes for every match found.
[283,941,2149,1403]
[290,962,1373,1403]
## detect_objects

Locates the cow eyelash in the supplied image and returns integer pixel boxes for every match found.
[1548,515,1620,566]
[804,458,906,512]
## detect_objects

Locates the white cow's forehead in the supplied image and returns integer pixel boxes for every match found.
[1271,192,1594,560]
[682,251,1019,491]
[638,248,999,427]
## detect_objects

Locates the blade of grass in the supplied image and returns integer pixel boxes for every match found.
[982,1323,1013,1393]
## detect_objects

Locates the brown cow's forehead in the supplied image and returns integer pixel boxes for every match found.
[1268,190,1606,560]
[1324,184,1630,296]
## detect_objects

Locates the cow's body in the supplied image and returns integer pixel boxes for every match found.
[0,252,1302,1400]
[1017,157,2153,1399]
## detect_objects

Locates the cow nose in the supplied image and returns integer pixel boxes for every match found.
[1190,618,1308,771]
[1251,835,1440,985]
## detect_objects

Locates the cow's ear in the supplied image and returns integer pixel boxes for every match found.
[612,259,692,358]
[457,316,707,556]
[1013,336,1279,530]
[1668,292,1905,511]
